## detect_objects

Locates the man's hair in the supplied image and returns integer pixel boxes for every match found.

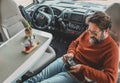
[86,11,112,30]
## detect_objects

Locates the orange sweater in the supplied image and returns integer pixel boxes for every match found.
[67,31,119,83]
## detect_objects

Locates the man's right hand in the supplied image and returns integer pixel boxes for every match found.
[62,53,74,64]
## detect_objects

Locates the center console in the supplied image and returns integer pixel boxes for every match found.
[62,8,88,37]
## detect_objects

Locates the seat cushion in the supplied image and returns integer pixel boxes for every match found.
[6,21,24,37]
[29,46,56,74]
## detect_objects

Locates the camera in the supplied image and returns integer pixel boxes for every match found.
[67,58,76,66]
[65,57,76,70]
[66,57,76,66]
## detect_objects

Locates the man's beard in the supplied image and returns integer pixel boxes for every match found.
[89,34,104,44]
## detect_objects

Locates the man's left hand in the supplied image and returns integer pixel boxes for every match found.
[69,64,82,73]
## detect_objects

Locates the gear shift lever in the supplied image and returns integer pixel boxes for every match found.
[58,18,66,30]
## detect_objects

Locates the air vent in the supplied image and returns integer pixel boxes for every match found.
[64,13,69,19]
[73,8,87,14]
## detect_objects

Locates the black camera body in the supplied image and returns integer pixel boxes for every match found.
[66,57,76,66]
[67,58,76,66]
[65,57,76,70]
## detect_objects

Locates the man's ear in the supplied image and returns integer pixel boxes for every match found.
[103,28,109,38]
[105,28,110,33]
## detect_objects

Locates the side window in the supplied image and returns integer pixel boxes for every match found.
[14,0,33,7]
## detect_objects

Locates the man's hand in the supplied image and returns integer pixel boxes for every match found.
[69,64,85,82]
[69,64,82,73]
[62,53,74,63]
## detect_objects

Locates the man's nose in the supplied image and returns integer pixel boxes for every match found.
[88,31,94,37]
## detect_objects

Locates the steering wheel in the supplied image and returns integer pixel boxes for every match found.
[32,5,54,30]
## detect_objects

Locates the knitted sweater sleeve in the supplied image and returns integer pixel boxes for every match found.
[67,36,80,55]
[81,45,119,83]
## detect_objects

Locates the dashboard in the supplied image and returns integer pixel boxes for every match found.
[24,1,108,39]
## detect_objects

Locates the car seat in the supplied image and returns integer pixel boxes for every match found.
[105,2,120,83]
[0,0,56,82]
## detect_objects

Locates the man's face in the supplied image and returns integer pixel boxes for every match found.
[87,22,105,44]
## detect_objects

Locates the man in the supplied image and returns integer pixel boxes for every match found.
[24,11,119,83]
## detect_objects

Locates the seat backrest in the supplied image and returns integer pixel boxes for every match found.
[0,0,26,42]
[105,3,120,82]
[105,3,120,45]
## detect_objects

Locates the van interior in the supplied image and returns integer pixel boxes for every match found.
[0,0,120,83]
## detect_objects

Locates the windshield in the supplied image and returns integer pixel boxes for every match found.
[15,0,33,7]
[15,0,120,7]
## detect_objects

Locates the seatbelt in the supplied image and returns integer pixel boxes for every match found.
[0,0,3,41]
[0,0,9,41]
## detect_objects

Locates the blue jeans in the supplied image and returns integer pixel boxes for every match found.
[23,57,79,83]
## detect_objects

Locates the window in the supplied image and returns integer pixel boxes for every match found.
[14,0,33,7]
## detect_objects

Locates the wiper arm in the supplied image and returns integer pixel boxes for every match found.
[35,0,45,3]
[58,1,74,4]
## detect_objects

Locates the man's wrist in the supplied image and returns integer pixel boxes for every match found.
[67,53,74,58]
